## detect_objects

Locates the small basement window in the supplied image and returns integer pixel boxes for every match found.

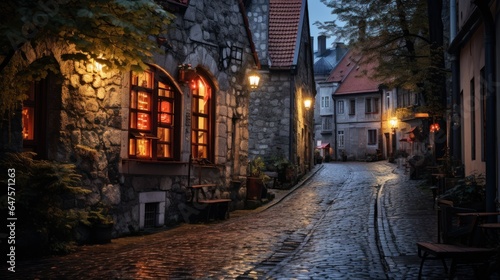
[144,202,159,228]
[139,191,165,230]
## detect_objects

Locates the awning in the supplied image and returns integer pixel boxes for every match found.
[405,127,416,134]
[316,143,330,149]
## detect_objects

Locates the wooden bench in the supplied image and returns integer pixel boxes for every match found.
[187,156,231,223]
[416,242,496,279]
[188,184,231,222]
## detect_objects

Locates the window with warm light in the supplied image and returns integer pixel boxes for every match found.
[191,75,214,160]
[129,66,180,160]
[22,79,49,159]
[22,83,36,141]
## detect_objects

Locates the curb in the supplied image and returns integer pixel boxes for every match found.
[259,164,325,212]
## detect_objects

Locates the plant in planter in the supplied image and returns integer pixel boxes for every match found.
[314,150,323,164]
[246,157,270,200]
[270,149,296,184]
[438,173,486,210]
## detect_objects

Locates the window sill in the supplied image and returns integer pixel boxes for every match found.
[121,159,189,175]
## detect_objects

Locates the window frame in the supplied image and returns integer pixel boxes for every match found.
[349,99,356,115]
[338,100,344,114]
[128,66,181,161]
[191,74,215,161]
[338,130,345,148]
[367,129,377,145]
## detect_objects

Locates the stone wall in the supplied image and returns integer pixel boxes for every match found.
[2,0,256,237]
[248,71,292,161]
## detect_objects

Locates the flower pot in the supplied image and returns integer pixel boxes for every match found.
[246,177,264,200]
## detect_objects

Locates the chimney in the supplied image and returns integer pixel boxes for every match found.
[318,35,326,55]
[335,42,346,61]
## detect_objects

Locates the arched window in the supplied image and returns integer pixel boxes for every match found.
[129,66,181,160]
[191,75,214,160]
[22,80,48,158]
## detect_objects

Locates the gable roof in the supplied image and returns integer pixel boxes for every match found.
[268,0,304,69]
[327,50,381,95]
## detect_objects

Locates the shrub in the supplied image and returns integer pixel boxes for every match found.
[0,152,90,255]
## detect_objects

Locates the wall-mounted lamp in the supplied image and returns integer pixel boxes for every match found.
[304,98,312,110]
[178,64,197,84]
[248,69,260,89]
[389,117,398,134]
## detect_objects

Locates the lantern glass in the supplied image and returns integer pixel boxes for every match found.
[304,99,312,109]
[389,118,398,128]
[248,70,260,89]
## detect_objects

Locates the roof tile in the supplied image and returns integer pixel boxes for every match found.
[268,0,303,68]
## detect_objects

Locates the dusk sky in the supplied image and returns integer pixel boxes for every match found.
[308,0,339,51]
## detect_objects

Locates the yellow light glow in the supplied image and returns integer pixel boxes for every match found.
[389,117,398,128]
[304,99,312,109]
[248,70,260,89]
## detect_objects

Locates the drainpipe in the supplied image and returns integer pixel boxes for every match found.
[333,95,337,160]
[474,0,496,214]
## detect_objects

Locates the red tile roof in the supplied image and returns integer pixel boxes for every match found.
[326,50,357,83]
[327,50,381,95]
[268,0,304,68]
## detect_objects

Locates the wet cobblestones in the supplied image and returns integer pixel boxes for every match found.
[2,162,496,279]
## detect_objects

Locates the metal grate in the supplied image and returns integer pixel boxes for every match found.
[144,202,158,228]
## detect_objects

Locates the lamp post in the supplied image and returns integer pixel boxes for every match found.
[389,117,398,162]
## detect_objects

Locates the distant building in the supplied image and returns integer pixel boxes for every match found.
[312,35,347,159]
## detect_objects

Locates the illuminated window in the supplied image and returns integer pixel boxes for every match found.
[22,83,36,140]
[129,66,180,160]
[191,76,214,160]
[22,79,49,159]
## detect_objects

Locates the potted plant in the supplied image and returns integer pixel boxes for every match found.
[246,157,269,200]
[314,150,323,164]
[83,203,114,244]
[438,173,485,210]
[272,157,291,182]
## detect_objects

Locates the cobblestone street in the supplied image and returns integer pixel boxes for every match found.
[2,162,491,279]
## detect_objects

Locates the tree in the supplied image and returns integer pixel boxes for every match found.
[0,0,174,118]
[316,0,447,116]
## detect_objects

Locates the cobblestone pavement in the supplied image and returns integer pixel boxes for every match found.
[2,162,495,279]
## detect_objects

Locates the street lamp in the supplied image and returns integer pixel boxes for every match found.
[389,117,398,134]
[247,69,260,89]
[304,98,312,110]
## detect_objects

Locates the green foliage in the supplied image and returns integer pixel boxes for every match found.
[248,156,270,181]
[80,203,114,227]
[0,0,175,118]
[440,173,486,207]
[0,152,91,254]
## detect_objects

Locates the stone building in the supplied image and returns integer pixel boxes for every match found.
[246,0,316,175]
[448,0,499,212]
[2,0,262,237]
[312,36,348,160]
